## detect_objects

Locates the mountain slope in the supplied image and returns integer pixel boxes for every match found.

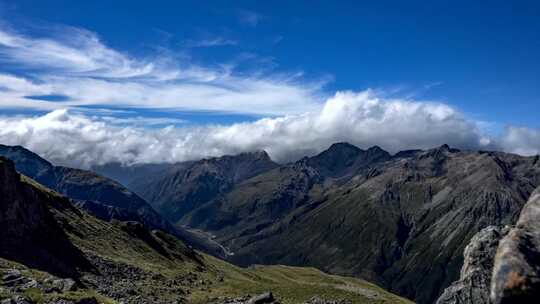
[164,144,540,304]
[0,145,169,233]
[0,157,412,304]
[0,157,92,278]
[0,144,231,258]
[129,151,279,223]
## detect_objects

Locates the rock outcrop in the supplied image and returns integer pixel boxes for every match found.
[491,187,540,303]
[436,226,509,304]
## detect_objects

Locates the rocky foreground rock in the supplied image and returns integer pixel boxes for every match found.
[437,187,540,304]
[491,187,540,303]
[436,226,509,304]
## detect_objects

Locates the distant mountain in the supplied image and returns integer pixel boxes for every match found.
[0,156,412,304]
[0,144,170,233]
[0,144,228,258]
[91,162,173,187]
[128,150,279,223]
[133,143,540,304]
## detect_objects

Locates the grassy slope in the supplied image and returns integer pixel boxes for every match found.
[1,171,413,304]
[58,199,413,303]
[197,255,414,304]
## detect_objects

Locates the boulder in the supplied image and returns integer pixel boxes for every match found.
[247,292,274,304]
[491,187,540,304]
[51,278,77,292]
[1,296,31,304]
[2,270,21,282]
[436,226,509,304]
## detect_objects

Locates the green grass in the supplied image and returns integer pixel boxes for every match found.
[190,255,414,304]
[23,288,44,304]
[48,290,117,304]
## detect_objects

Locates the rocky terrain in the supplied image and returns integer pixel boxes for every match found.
[0,156,412,304]
[436,186,540,304]
[435,226,509,304]
[132,143,540,304]
[3,142,540,304]
[491,186,540,303]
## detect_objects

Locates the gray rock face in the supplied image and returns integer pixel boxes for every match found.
[51,278,77,292]
[247,292,275,304]
[436,226,509,304]
[491,187,540,304]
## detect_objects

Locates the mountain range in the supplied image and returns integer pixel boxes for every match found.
[0,145,230,258]
[0,155,412,304]
[125,143,540,304]
[1,143,540,304]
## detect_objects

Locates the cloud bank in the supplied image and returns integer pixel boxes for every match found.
[499,126,540,156]
[0,23,537,168]
[1,90,537,168]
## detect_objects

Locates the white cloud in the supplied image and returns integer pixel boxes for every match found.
[499,126,540,156]
[0,24,537,169]
[96,115,187,126]
[2,90,525,169]
[0,25,324,115]
[0,27,155,78]
[183,37,238,48]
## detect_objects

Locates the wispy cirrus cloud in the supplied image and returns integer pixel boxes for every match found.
[0,24,325,116]
[182,37,238,48]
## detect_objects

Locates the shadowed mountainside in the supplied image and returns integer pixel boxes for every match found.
[0,157,92,278]
[128,150,279,223]
[0,156,412,304]
[0,145,228,258]
[134,143,540,304]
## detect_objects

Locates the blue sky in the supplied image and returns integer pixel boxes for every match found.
[0,1,538,166]
[3,0,539,127]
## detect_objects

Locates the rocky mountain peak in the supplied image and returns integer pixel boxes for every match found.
[366,145,391,159]
[238,150,272,161]
[307,143,363,175]
[436,144,460,154]
[325,142,362,154]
